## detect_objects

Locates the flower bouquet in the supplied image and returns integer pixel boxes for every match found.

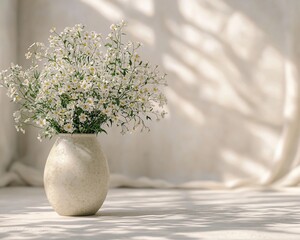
[0,21,167,216]
[0,21,167,140]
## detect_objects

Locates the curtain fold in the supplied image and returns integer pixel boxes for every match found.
[0,0,20,187]
[264,1,300,188]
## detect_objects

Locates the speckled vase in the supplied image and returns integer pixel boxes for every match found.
[44,134,109,216]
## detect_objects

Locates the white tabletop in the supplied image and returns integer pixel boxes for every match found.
[1,187,300,240]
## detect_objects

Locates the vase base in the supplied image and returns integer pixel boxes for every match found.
[57,211,99,217]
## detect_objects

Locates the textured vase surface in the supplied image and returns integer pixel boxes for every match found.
[44,134,109,216]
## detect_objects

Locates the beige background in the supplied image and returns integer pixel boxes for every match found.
[1,0,300,188]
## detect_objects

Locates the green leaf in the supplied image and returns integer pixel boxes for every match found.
[33,71,40,79]
[100,128,107,134]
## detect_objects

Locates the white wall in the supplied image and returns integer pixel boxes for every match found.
[0,0,18,177]
[4,0,300,186]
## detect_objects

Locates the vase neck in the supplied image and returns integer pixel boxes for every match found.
[58,134,97,139]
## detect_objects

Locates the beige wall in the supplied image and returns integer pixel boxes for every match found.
[4,0,300,186]
[0,0,18,176]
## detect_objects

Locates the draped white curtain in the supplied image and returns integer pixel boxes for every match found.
[1,0,300,189]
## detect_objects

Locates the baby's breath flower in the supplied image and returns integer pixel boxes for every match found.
[79,113,87,123]
[0,21,167,140]
[50,27,56,33]
[36,118,47,127]
[64,123,74,133]
[13,111,21,122]
[23,79,30,86]
[25,52,32,59]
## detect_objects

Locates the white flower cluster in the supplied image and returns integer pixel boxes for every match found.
[0,21,167,140]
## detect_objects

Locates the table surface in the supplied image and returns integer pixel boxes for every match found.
[1,187,300,240]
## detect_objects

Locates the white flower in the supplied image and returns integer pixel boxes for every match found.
[37,134,43,142]
[67,102,75,110]
[12,95,21,102]
[0,21,167,140]
[110,24,116,30]
[13,111,21,122]
[82,103,92,112]
[36,118,47,127]
[58,88,65,94]
[50,27,56,33]
[25,52,32,59]
[64,123,74,133]
[23,79,30,86]
[86,97,94,106]
[15,125,25,134]
[15,125,20,132]
[79,113,87,123]
[80,81,92,91]
[65,83,73,91]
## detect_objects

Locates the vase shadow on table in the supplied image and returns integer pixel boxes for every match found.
[96,209,178,217]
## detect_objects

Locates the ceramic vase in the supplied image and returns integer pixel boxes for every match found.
[44,134,109,216]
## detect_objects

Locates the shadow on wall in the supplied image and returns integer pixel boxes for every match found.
[18,0,289,184]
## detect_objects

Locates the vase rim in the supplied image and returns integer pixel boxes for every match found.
[58,133,98,137]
